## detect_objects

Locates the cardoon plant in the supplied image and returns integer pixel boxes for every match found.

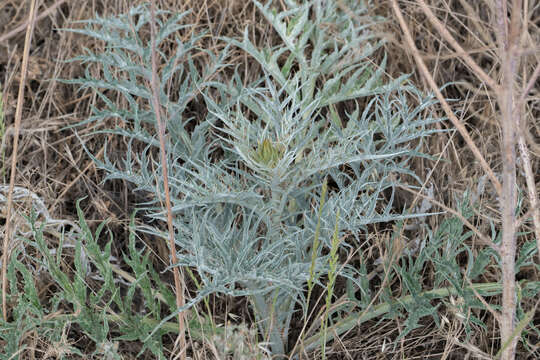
[66,1,442,356]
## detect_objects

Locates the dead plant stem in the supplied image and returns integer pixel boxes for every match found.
[395,184,498,251]
[497,0,521,357]
[517,134,540,261]
[414,0,499,91]
[518,64,540,106]
[0,0,66,44]
[1,0,39,322]
[148,2,186,359]
[389,0,502,197]
[391,1,533,358]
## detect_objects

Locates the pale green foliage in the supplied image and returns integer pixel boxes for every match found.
[0,202,214,359]
[225,0,407,108]
[65,1,447,356]
[309,193,540,356]
[0,1,537,359]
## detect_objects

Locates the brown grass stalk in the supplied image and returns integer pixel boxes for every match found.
[0,0,66,44]
[389,0,502,198]
[148,1,186,359]
[518,133,540,264]
[391,1,536,358]
[1,0,39,322]
[414,0,500,92]
[519,63,540,106]
[517,62,540,264]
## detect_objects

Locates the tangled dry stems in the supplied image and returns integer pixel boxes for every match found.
[0,0,538,359]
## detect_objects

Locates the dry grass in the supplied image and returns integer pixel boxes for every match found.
[0,0,538,358]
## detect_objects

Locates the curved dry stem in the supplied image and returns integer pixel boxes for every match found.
[2,0,39,322]
[389,0,502,196]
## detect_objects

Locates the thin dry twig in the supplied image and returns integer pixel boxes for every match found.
[389,0,502,197]
[515,1,540,263]
[148,1,186,359]
[1,0,39,322]
[49,135,110,212]
[517,73,540,264]
[391,2,531,358]
[518,63,540,106]
[0,0,66,44]
[517,120,540,264]
[414,0,500,91]
[395,183,498,251]
[464,276,502,323]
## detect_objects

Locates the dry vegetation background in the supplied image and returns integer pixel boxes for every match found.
[0,0,538,359]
